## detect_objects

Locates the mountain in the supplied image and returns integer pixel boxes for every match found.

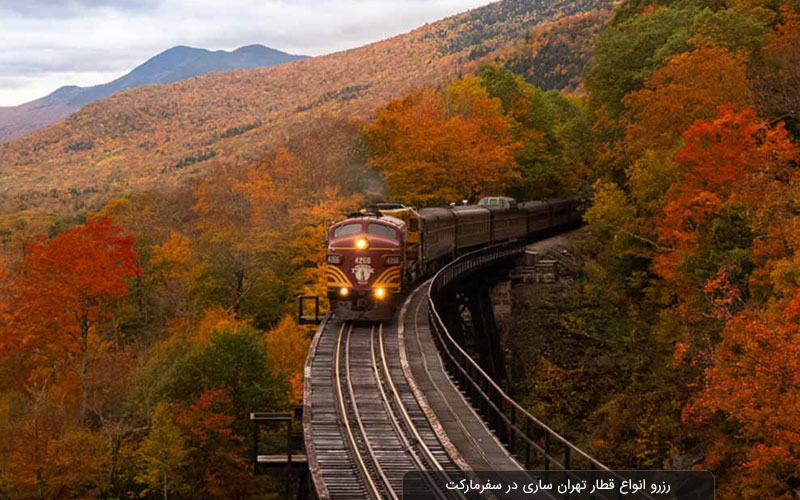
[0,0,613,213]
[0,45,308,142]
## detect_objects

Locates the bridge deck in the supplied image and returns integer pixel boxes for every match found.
[399,280,522,471]
[304,318,461,500]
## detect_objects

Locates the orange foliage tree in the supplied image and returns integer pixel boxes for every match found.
[364,77,520,205]
[191,148,360,318]
[2,421,110,500]
[266,316,312,404]
[624,46,749,153]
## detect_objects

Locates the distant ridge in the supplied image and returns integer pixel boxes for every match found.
[0,45,308,141]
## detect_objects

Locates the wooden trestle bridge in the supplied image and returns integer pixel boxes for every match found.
[273,236,613,499]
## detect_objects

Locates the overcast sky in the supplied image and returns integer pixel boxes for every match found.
[0,0,492,106]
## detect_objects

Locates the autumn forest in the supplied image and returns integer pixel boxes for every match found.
[1,0,800,498]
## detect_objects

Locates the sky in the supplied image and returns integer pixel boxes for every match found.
[0,0,492,107]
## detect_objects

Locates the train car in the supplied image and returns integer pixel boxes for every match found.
[485,205,528,243]
[452,205,491,251]
[520,200,552,234]
[568,199,582,223]
[419,208,456,271]
[326,213,407,321]
[549,199,575,227]
[477,197,517,209]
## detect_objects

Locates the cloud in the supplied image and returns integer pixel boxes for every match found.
[0,0,490,106]
[0,0,162,18]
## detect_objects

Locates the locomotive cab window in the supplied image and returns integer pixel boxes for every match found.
[334,223,362,238]
[367,223,397,239]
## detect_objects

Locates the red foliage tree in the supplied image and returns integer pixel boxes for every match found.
[176,389,258,498]
[655,106,799,283]
[3,217,142,422]
[684,289,800,497]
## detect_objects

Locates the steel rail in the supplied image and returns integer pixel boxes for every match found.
[377,323,446,472]
[373,324,465,500]
[335,323,387,500]
[335,321,464,500]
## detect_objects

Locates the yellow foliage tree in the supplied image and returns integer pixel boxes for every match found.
[265,315,312,404]
[150,231,199,316]
[136,403,187,500]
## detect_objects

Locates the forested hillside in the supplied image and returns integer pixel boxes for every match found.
[0,0,612,213]
[501,1,800,498]
[488,9,613,92]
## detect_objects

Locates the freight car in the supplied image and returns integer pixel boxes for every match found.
[327,197,580,320]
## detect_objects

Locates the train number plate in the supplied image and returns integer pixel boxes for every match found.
[355,257,371,264]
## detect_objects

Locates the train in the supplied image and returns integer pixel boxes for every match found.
[325,197,581,321]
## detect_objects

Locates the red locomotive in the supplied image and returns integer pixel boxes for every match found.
[326,198,580,321]
[326,212,407,321]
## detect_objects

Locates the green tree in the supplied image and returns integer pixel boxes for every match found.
[479,65,589,198]
[137,404,187,500]
[587,5,701,115]
[166,328,286,435]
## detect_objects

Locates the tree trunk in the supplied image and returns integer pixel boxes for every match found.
[233,269,245,313]
[108,434,121,494]
[79,317,89,424]
[35,416,45,500]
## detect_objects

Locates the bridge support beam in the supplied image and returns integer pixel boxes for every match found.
[489,280,512,333]
[439,270,510,394]
[465,284,506,390]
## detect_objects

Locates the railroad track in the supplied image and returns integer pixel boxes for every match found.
[308,320,461,499]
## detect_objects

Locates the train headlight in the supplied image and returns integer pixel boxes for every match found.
[385,255,401,266]
[374,287,386,299]
[339,287,349,297]
[355,238,368,250]
[327,255,342,265]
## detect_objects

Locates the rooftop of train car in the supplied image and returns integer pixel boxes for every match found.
[519,200,549,208]
[477,196,518,209]
[370,202,407,210]
[451,205,490,215]
[419,207,456,221]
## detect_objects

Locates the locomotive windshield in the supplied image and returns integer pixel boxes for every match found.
[333,223,362,238]
[367,223,397,239]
